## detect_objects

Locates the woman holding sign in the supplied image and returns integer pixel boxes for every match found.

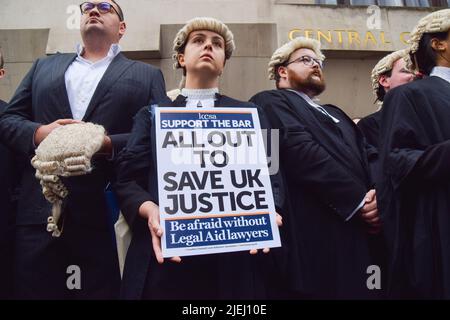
[114,17,285,299]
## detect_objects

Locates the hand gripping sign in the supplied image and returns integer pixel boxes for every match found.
[155,107,281,257]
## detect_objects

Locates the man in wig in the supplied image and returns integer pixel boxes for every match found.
[250,37,381,299]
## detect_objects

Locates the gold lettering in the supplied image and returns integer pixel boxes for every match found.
[400,32,410,45]
[334,30,345,44]
[288,29,303,41]
[287,29,408,49]
[380,31,392,45]
[317,30,332,44]
[348,30,361,46]
[304,29,313,39]
[363,31,378,46]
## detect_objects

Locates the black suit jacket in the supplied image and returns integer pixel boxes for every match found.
[114,94,282,299]
[250,89,378,299]
[0,52,167,227]
[0,99,15,214]
[0,99,16,298]
[0,99,16,233]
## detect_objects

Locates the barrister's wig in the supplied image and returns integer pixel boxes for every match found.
[31,123,105,237]
[172,17,235,70]
[406,9,450,71]
[268,37,325,80]
[371,49,409,95]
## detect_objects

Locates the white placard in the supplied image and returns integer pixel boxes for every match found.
[154,107,281,257]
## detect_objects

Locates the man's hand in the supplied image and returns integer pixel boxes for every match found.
[359,189,382,234]
[249,213,283,255]
[34,119,81,146]
[96,135,113,157]
[138,201,181,264]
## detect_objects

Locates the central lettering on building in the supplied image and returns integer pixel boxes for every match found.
[288,29,411,50]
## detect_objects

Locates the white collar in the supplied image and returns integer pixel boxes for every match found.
[430,66,450,84]
[75,43,121,64]
[287,89,340,123]
[181,88,219,101]
[287,89,320,106]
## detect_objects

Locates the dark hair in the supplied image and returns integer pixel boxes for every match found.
[414,31,448,76]
[375,69,392,102]
[0,47,4,69]
[274,63,285,89]
[111,0,124,21]
[177,42,188,76]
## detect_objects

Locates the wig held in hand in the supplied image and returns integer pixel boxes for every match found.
[31,122,105,237]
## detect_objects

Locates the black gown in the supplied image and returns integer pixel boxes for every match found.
[114,94,286,299]
[0,99,18,299]
[357,109,390,295]
[378,76,450,299]
[358,110,381,149]
[251,89,380,299]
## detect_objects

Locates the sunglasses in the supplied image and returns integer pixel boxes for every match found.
[79,2,123,21]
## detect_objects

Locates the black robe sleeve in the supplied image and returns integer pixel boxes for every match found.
[251,103,286,215]
[380,88,450,189]
[113,106,157,228]
[378,77,450,298]
[357,111,380,149]
[410,140,450,182]
[251,91,367,221]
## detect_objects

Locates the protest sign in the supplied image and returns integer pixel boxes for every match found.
[154,107,281,257]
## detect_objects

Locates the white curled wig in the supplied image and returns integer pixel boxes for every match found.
[406,9,450,71]
[268,37,325,80]
[371,49,409,96]
[172,17,235,70]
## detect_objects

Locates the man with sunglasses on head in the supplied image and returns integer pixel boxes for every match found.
[250,37,380,299]
[0,0,166,299]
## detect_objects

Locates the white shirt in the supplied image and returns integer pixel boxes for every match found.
[65,44,121,120]
[430,66,450,84]
[287,89,340,123]
[181,88,218,108]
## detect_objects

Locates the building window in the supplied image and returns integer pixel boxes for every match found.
[378,0,404,6]
[349,0,377,5]
[316,0,338,4]
[313,0,449,6]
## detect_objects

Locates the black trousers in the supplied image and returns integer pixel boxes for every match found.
[141,251,282,300]
[0,222,14,299]
[14,218,120,300]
